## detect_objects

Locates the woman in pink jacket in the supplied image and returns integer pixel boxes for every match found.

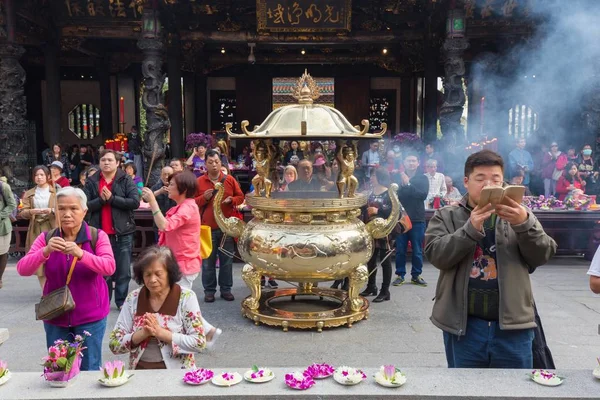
[141,171,221,347]
[17,187,115,371]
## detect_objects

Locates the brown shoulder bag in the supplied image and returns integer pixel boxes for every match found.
[35,249,79,321]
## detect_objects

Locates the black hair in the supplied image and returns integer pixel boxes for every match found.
[205,149,221,160]
[464,150,504,177]
[133,246,182,287]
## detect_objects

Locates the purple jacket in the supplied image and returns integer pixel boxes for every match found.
[17,223,116,327]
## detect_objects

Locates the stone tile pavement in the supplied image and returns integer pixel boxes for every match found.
[0,257,598,371]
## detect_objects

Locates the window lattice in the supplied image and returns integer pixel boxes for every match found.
[68,104,100,139]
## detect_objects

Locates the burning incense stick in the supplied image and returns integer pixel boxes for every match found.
[145,143,159,187]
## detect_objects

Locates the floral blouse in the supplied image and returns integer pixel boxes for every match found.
[109,285,206,370]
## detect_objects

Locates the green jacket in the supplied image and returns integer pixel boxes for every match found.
[0,181,16,236]
[424,197,556,335]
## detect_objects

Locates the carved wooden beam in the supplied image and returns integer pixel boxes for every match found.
[207,53,397,65]
[61,24,425,42]
[181,30,424,43]
[62,22,142,39]
[16,9,49,30]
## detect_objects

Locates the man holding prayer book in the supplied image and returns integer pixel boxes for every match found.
[424,150,556,369]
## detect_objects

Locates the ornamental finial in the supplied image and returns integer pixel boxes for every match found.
[292,69,321,104]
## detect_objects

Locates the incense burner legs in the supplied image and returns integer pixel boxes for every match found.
[242,264,261,311]
[348,265,369,312]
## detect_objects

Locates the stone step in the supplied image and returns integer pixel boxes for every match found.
[0,368,597,399]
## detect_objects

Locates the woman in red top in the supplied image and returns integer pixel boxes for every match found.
[49,161,70,188]
[556,162,585,201]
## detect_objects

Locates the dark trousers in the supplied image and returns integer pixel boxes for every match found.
[366,246,392,292]
[443,317,534,369]
[202,228,234,295]
[395,221,426,278]
[107,233,133,308]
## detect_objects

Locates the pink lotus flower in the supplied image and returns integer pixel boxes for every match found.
[383,365,396,380]
[101,360,125,380]
[0,360,8,379]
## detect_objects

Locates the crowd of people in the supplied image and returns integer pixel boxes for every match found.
[0,132,594,374]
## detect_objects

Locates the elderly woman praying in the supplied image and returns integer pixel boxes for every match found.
[17,187,116,371]
[109,246,206,370]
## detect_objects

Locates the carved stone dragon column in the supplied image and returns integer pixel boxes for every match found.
[137,5,170,187]
[439,8,469,144]
[0,0,33,194]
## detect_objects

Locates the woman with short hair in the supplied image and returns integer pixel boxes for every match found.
[49,161,70,189]
[17,187,116,370]
[280,165,297,191]
[109,246,206,369]
[141,171,221,347]
[125,162,143,195]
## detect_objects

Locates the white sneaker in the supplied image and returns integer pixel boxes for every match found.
[206,328,222,349]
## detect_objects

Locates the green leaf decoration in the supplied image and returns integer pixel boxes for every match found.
[65,357,75,373]
[56,358,67,369]
[252,365,259,372]
[113,368,119,379]
[104,369,110,379]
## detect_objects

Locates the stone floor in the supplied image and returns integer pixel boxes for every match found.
[0,257,598,372]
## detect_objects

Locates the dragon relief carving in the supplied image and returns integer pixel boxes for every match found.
[0,45,26,129]
[138,37,171,187]
[440,32,469,143]
[0,44,32,193]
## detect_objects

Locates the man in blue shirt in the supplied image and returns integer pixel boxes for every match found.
[508,138,534,186]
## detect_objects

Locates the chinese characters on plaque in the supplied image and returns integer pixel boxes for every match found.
[64,0,144,19]
[257,0,351,32]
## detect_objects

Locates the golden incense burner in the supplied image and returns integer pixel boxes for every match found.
[215,71,399,331]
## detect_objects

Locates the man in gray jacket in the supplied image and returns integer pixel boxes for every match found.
[425,150,556,369]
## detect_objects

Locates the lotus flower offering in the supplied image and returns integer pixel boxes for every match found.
[0,360,11,386]
[284,371,315,390]
[594,358,600,379]
[43,333,89,387]
[374,365,407,388]
[528,369,564,387]
[98,361,132,387]
[333,366,367,386]
[183,368,214,386]
[211,371,242,387]
[303,363,334,379]
[244,365,274,383]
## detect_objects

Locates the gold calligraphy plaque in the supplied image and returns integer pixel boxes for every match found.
[257,0,352,32]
